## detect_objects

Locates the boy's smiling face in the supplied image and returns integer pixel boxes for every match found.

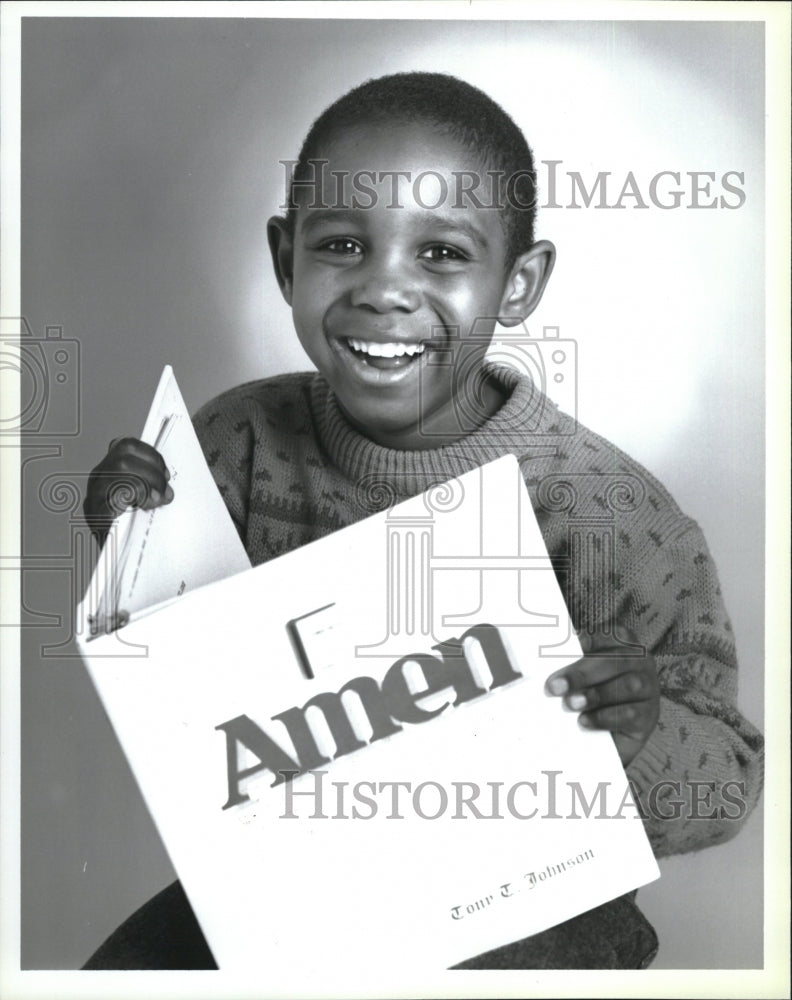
[269,123,554,449]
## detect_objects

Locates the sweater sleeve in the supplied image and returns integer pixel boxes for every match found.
[622,522,764,858]
[191,391,256,544]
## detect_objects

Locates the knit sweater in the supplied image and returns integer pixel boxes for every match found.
[193,364,763,858]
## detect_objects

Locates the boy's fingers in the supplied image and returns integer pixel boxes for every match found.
[85,439,172,537]
[563,670,657,712]
[140,484,175,509]
[545,655,647,696]
[134,475,174,510]
[578,700,657,733]
[104,472,154,512]
[107,449,168,490]
[92,457,170,512]
[107,437,170,480]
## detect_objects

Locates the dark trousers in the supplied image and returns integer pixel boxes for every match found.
[84,880,658,970]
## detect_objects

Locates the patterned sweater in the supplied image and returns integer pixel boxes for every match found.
[193,364,763,859]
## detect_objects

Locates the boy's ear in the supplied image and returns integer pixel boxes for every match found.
[267,216,294,305]
[498,240,556,327]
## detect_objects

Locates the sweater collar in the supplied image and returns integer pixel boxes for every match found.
[311,363,553,501]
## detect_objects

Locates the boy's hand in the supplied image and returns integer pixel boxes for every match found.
[83,437,173,540]
[544,629,660,767]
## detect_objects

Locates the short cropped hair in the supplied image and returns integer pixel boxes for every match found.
[285,72,537,265]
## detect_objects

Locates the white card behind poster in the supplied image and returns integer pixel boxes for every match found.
[79,365,251,636]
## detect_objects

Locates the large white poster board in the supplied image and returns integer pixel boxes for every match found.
[77,372,659,973]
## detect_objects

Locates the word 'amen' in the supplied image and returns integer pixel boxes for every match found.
[216,624,520,810]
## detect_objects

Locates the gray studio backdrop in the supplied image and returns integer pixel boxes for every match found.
[20,17,764,969]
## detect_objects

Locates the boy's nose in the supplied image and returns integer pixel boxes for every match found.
[349,256,421,313]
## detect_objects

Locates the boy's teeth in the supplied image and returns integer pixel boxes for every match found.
[347,338,425,358]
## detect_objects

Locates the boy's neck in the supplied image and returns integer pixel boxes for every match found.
[337,366,508,451]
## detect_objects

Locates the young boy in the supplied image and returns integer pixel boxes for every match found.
[82,73,763,970]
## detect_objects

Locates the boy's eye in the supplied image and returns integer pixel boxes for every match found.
[320,238,363,255]
[419,244,468,262]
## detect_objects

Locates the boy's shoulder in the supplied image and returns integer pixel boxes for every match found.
[192,371,319,433]
[484,365,684,524]
[524,387,690,533]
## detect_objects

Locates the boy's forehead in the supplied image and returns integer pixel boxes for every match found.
[319,120,480,172]
[292,120,508,245]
